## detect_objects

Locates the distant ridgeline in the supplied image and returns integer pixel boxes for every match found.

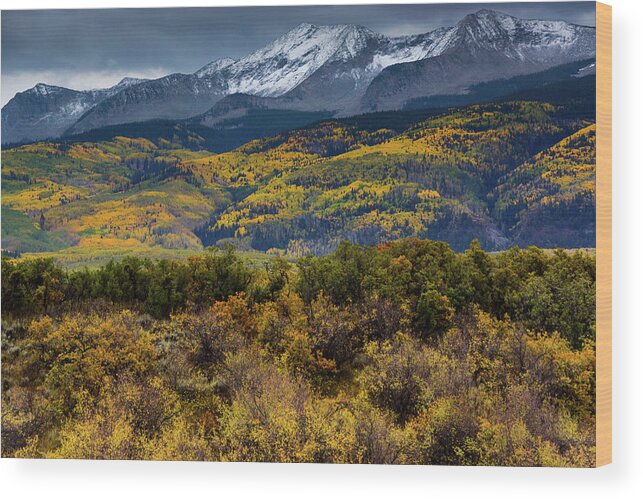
[1,75,596,260]
[2,9,596,145]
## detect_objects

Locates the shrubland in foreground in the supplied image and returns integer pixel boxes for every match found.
[1,239,596,465]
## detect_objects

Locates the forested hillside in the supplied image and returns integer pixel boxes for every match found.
[196,100,593,254]
[1,138,220,257]
[1,78,596,263]
[1,240,596,464]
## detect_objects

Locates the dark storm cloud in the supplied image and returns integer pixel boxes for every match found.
[1,2,595,104]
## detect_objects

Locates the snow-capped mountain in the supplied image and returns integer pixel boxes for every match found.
[270,23,454,112]
[2,9,596,144]
[362,9,596,111]
[110,77,149,91]
[64,71,230,136]
[220,23,384,97]
[65,22,446,136]
[449,9,596,62]
[212,22,445,97]
[1,77,148,144]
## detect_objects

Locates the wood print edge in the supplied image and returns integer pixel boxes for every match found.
[595,1,612,468]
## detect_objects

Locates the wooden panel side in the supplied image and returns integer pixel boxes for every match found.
[595,1,612,468]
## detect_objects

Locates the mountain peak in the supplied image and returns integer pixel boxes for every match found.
[453,7,593,54]
[26,83,66,97]
[279,22,377,42]
[459,8,516,29]
[471,8,513,18]
[227,21,384,97]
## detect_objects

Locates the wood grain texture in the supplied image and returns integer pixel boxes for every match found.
[595,1,612,467]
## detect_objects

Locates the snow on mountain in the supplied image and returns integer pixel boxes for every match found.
[445,9,595,62]
[361,9,596,111]
[2,77,151,144]
[26,83,66,97]
[3,9,596,144]
[193,22,461,100]
[195,57,237,78]
[366,27,455,76]
[193,10,593,101]
[214,23,385,96]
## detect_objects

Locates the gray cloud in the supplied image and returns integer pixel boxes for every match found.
[1,2,595,105]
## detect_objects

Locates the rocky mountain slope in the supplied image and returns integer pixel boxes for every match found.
[362,10,596,111]
[1,78,147,144]
[2,9,595,145]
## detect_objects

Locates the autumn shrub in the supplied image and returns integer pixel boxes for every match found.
[1,240,596,465]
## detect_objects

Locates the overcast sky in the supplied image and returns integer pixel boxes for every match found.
[1,2,595,106]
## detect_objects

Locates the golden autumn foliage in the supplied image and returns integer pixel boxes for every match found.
[2,240,596,465]
[2,100,595,259]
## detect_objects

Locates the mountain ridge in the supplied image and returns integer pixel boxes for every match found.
[361,9,595,110]
[1,77,147,144]
[2,9,595,144]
